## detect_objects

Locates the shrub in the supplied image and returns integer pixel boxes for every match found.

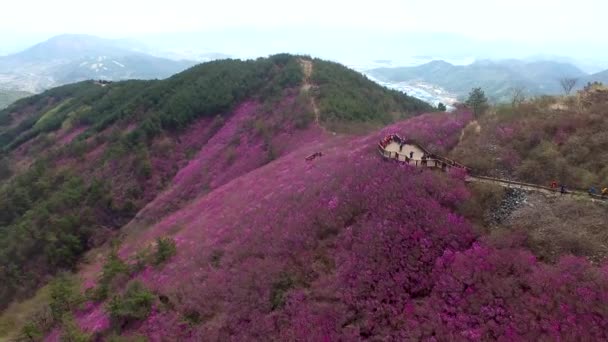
[270,273,296,310]
[182,310,202,326]
[154,237,177,266]
[107,281,155,329]
[209,250,223,268]
[403,245,608,341]
[93,250,130,301]
[19,321,44,341]
[60,314,92,342]
[131,247,152,273]
[49,274,84,322]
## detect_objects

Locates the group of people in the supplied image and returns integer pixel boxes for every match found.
[588,186,608,198]
[305,152,323,161]
[379,133,404,149]
[551,180,608,198]
[379,135,452,170]
[550,180,569,195]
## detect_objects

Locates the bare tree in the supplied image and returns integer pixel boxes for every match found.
[559,77,578,95]
[510,86,526,108]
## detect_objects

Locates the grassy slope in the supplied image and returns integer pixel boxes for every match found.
[0,54,433,330]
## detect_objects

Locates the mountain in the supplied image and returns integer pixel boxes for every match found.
[0,54,432,334]
[1,54,607,341]
[368,59,588,102]
[0,34,198,93]
[588,69,608,84]
[0,89,31,109]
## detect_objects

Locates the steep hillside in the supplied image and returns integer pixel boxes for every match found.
[369,59,587,101]
[4,54,607,341]
[0,34,197,93]
[451,86,608,266]
[0,54,433,324]
[451,87,608,188]
[10,108,608,341]
[0,90,31,109]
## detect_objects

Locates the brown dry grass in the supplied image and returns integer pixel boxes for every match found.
[488,193,608,263]
[0,284,51,341]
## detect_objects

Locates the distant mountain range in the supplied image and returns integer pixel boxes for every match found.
[0,34,199,93]
[368,59,608,102]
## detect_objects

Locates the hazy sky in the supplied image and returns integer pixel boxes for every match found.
[1,0,604,40]
[1,0,606,66]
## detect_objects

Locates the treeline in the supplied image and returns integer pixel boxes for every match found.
[0,54,303,151]
[0,161,124,308]
[0,55,305,309]
[312,59,433,124]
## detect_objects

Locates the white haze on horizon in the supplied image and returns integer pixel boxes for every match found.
[0,0,606,71]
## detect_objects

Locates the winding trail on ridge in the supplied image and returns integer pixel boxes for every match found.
[379,141,607,205]
[299,59,322,126]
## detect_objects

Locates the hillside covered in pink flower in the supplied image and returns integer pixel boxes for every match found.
[1,54,608,341]
[70,109,608,341]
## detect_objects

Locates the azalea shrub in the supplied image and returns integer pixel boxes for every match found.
[403,245,608,341]
[25,107,608,340]
[123,128,608,340]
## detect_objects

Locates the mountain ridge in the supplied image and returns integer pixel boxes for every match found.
[0,34,199,93]
[0,54,433,327]
[368,59,595,101]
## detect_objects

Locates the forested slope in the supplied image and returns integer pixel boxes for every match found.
[0,54,432,316]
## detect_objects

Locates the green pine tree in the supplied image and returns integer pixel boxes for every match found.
[466,87,488,119]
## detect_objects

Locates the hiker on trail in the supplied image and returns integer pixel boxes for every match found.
[410,151,414,159]
[602,187,608,198]
[589,186,598,196]
[560,185,567,195]
[551,180,558,190]
[305,152,323,161]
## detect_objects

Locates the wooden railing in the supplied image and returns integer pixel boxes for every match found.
[378,145,607,202]
[377,146,470,172]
